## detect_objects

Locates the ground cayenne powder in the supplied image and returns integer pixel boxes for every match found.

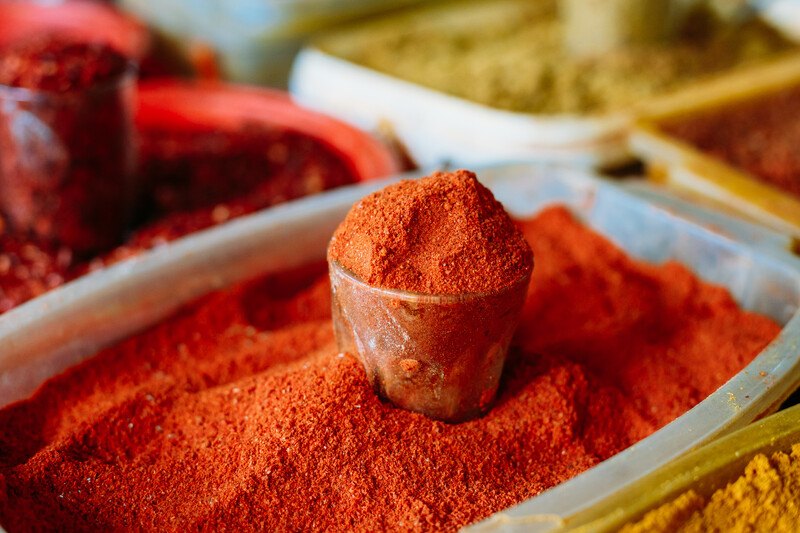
[0,205,780,531]
[328,170,533,420]
[0,37,135,253]
[328,169,533,294]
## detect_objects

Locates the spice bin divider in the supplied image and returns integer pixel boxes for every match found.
[629,54,800,241]
[2,163,800,530]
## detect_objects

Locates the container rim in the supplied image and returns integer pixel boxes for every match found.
[327,258,533,302]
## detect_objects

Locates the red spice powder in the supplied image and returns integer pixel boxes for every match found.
[140,126,356,217]
[0,206,780,531]
[329,170,533,294]
[0,37,135,254]
[0,37,128,92]
[663,85,800,199]
[0,220,71,313]
[82,125,358,271]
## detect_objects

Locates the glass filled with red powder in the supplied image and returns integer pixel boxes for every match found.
[328,170,533,422]
[0,37,136,253]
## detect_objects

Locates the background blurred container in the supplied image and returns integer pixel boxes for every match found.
[118,0,424,86]
[631,54,800,242]
[290,0,797,169]
[762,0,800,41]
[0,1,151,61]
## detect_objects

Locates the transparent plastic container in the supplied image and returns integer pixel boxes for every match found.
[329,260,530,422]
[0,163,799,529]
[0,64,137,253]
[631,54,800,242]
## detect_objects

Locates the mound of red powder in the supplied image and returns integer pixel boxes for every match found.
[328,170,533,294]
[0,206,780,531]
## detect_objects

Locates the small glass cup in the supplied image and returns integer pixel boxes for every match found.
[0,63,137,254]
[329,259,531,422]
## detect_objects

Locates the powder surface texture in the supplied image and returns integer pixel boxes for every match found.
[0,206,780,532]
[328,169,533,294]
[623,444,800,532]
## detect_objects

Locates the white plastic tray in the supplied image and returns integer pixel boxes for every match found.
[290,48,631,169]
[1,163,800,532]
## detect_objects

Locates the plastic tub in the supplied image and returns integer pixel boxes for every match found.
[289,1,797,169]
[630,54,800,242]
[136,79,401,182]
[2,163,800,530]
[118,0,423,86]
[547,403,800,532]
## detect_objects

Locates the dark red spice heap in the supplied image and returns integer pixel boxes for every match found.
[0,37,128,92]
[85,125,358,270]
[138,125,356,230]
[663,85,800,199]
[0,36,135,255]
[0,218,71,313]
[0,206,779,531]
[0,82,360,304]
[329,170,533,294]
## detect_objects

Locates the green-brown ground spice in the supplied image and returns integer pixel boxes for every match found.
[319,0,793,114]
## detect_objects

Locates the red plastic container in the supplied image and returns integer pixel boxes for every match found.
[136,79,401,183]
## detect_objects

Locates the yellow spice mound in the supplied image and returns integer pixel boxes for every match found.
[623,444,800,532]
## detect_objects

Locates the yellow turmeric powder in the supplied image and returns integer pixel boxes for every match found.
[622,444,800,532]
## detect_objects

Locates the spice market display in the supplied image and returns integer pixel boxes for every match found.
[1,0,800,532]
[0,175,781,530]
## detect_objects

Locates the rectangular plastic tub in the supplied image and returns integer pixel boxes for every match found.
[630,54,800,242]
[118,0,423,86]
[2,163,800,531]
[289,1,798,170]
